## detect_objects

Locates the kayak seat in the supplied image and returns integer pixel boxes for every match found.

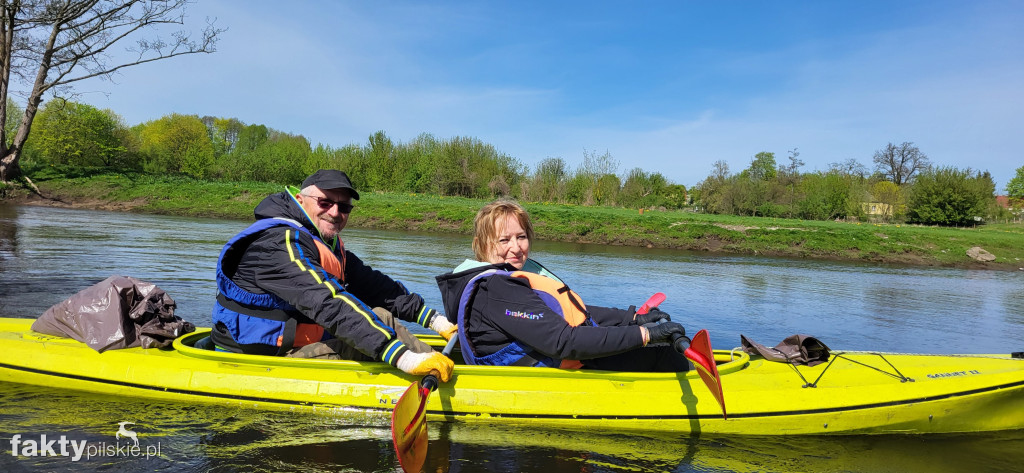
[193,335,216,351]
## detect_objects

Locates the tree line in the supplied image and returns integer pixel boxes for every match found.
[14,97,685,209]
[11,97,1019,227]
[694,147,1018,226]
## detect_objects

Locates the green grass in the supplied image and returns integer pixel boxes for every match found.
[10,172,1024,270]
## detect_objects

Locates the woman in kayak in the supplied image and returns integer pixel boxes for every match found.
[436,199,689,371]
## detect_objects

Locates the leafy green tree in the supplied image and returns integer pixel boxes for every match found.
[1006,165,1024,201]
[906,167,995,226]
[203,117,245,157]
[796,172,857,220]
[234,124,270,155]
[743,151,777,181]
[528,158,568,202]
[137,114,214,178]
[620,168,667,208]
[593,173,620,206]
[566,149,619,205]
[696,160,731,214]
[736,152,778,216]
[662,184,687,208]
[355,130,395,191]
[4,98,20,147]
[29,99,127,168]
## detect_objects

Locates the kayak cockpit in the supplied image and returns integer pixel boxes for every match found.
[174,328,751,375]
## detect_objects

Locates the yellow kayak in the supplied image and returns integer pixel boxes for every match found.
[1,317,1021,435]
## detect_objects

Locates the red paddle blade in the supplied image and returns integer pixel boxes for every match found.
[637,292,667,315]
[683,329,727,419]
[391,382,430,473]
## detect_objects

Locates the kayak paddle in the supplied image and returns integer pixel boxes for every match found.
[391,335,458,473]
[638,293,726,419]
[636,292,666,316]
[683,329,727,419]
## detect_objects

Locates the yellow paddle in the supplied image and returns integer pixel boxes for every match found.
[638,293,727,419]
[391,335,457,473]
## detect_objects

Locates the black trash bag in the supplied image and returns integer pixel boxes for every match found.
[31,275,195,352]
[740,334,831,367]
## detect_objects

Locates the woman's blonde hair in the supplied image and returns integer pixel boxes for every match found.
[472,199,534,262]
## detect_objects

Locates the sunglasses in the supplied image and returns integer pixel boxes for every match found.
[301,193,354,214]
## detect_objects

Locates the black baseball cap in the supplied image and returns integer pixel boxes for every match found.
[301,170,360,200]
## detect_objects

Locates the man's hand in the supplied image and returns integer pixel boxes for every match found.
[427,311,458,340]
[396,351,455,382]
[634,307,671,326]
[641,321,686,345]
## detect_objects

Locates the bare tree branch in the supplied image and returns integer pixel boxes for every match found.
[0,0,223,183]
[872,141,930,186]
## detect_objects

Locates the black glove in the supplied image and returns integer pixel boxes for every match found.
[635,307,671,326]
[643,321,686,345]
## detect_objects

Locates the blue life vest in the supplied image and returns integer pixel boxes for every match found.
[212,218,341,351]
[456,268,592,368]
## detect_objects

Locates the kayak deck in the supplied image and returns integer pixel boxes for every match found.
[1,317,1022,435]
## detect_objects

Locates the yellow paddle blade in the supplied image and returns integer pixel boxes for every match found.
[391,381,429,473]
[684,329,727,419]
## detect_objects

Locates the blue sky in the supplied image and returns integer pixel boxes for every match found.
[63,1,1023,190]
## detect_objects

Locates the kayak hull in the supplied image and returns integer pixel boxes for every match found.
[2,317,1022,435]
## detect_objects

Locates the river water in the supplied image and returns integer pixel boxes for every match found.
[1,203,1023,472]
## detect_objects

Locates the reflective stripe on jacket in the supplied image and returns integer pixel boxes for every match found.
[212,217,342,351]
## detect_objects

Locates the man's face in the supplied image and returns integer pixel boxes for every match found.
[297,186,352,239]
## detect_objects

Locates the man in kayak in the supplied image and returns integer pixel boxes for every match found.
[436,199,689,371]
[210,169,456,381]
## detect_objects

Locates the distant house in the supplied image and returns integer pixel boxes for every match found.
[996,195,1010,209]
[862,202,893,218]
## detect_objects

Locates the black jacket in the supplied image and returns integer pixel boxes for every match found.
[225,190,425,364]
[436,262,644,362]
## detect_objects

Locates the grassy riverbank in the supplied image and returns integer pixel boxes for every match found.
[6,173,1024,270]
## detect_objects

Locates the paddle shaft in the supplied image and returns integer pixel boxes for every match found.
[417,335,458,401]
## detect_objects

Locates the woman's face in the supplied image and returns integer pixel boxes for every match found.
[488,214,530,269]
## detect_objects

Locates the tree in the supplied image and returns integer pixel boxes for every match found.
[906,167,994,226]
[136,113,213,178]
[738,152,777,216]
[827,158,868,178]
[529,157,568,202]
[0,0,222,185]
[1006,165,1024,201]
[4,97,19,145]
[29,98,127,167]
[203,116,244,157]
[782,148,804,176]
[567,149,618,205]
[743,151,777,181]
[696,160,731,213]
[779,148,804,218]
[872,142,930,185]
[619,167,667,208]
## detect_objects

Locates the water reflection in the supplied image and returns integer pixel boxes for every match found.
[0,204,18,272]
[3,380,1023,473]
